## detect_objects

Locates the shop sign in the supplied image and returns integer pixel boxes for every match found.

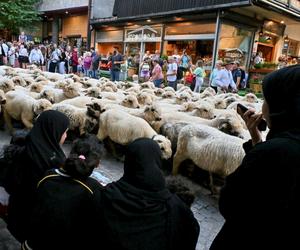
[125,25,161,42]
[224,48,244,59]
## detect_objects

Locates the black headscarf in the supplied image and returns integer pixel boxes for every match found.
[25,110,70,176]
[103,137,171,213]
[101,138,173,249]
[262,64,300,138]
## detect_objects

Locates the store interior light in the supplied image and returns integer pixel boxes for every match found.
[146,19,151,22]
[280,20,284,24]
[259,29,263,36]
[284,35,289,42]
[65,11,69,14]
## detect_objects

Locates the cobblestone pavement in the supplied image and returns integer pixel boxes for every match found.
[0,130,224,250]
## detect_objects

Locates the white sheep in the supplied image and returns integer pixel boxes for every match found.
[97,109,172,159]
[3,91,52,132]
[172,124,245,190]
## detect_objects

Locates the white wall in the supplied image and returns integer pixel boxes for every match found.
[91,0,115,19]
[38,0,88,11]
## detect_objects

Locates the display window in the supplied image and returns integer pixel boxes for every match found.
[217,23,253,66]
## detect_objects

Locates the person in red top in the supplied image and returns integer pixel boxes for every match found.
[71,47,79,74]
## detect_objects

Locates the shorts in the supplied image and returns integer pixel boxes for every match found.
[18,56,29,64]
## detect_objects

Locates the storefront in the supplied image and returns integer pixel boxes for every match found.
[163,21,216,67]
[95,29,123,57]
[216,22,254,67]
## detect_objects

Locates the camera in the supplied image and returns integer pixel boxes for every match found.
[237,103,267,131]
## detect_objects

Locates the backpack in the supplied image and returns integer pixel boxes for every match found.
[240,69,246,89]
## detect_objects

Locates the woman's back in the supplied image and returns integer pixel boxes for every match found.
[27,169,103,250]
[99,138,199,250]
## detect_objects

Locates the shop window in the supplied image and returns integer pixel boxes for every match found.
[217,23,253,66]
[165,22,215,35]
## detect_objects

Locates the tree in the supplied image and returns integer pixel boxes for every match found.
[0,0,41,33]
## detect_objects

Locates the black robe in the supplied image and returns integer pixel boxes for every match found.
[210,65,300,250]
[100,138,200,250]
[6,110,69,242]
[25,168,103,250]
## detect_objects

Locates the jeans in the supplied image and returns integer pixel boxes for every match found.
[168,80,177,90]
[153,79,163,88]
[91,70,99,79]
[111,70,120,81]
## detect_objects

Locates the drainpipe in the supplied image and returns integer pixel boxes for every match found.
[87,0,92,50]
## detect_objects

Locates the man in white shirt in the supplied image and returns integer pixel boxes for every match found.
[167,56,178,90]
[214,60,237,93]
[29,44,44,66]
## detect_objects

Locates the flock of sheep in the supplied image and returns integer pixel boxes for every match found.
[0,65,265,190]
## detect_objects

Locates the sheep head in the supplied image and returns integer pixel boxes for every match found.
[144,105,162,123]
[152,134,172,159]
[33,99,52,116]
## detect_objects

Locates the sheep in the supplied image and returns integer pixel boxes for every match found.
[242,93,259,103]
[150,109,246,139]
[172,124,245,191]
[29,82,44,93]
[52,103,98,135]
[159,122,189,153]
[46,83,80,103]
[83,87,102,99]
[140,81,155,89]
[121,95,140,108]
[0,89,6,113]
[137,92,154,105]
[97,109,172,159]
[0,78,15,93]
[10,76,27,87]
[3,91,52,132]
[154,88,165,97]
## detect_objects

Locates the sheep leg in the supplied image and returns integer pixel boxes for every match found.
[21,113,33,129]
[3,109,14,134]
[172,152,187,175]
[209,172,218,195]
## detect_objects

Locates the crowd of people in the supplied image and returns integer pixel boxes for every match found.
[0,33,102,77]
[1,30,300,248]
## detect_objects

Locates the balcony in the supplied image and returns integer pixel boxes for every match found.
[38,0,88,12]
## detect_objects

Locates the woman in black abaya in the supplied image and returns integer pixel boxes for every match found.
[4,110,69,242]
[100,138,200,250]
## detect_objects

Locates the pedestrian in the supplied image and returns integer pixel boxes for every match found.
[111,47,124,81]
[49,44,60,73]
[99,138,200,250]
[232,61,246,90]
[193,60,205,93]
[71,47,79,75]
[22,135,104,250]
[214,60,237,93]
[209,60,223,93]
[83,51,92,77]
[91,50,101,79]
[3,110,69,242]
[0,39,9,66]
[7,42,17,68]
[28,44,44,68]
[210,65,300,250]
[167,56,178,90]
[18,32,28,44]
[179,49,191,73]
[18,44,29,69]
[140,57,151,82]
[150,59,164,87]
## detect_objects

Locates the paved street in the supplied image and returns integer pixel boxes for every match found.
[0,129,224,250]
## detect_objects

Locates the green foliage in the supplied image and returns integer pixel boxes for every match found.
[0,0,41,32]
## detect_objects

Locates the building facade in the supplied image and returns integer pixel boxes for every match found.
[34,0,89,46]
[90,0,300,78]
